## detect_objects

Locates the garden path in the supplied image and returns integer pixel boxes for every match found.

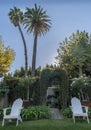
[50,108,63,119]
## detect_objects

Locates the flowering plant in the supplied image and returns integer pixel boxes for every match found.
[70,74,90,100]
[71,75,89,88]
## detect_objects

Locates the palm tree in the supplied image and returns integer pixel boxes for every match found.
[8,7,28,77]
[23,4,51,76]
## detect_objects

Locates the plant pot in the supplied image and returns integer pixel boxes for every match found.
[23,100,30,108]
[81,101,91,108]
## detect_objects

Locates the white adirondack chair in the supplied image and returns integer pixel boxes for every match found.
[2,98,23,126]
[71,97,89,123]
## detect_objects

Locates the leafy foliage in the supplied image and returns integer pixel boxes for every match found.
[0,41,15,74]
[40,67,69,108]
[0,81,8,98]
[70,75,91,100]
[56,30,91,77]
[0,107,3,119]
[61,107,72,118]
[4,66,68,107]
[21,106,51,120]
[8,6,23,26]
[5,76,40,104]
[23,4,51,35]
[62,107,91,119]
[13,66,41,77]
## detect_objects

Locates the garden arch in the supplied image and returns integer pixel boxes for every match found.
[40,68,69,108]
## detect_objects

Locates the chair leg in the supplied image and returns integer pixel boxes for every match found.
[2,118,5,126]
[73,115,75,123]
[19,116,22,122]
[87,116,89,124]
[16,119,18,126]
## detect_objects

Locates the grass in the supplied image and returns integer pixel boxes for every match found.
[0,118,91,130]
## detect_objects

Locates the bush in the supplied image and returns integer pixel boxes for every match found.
[0,107,12,120]
[61,106,90,118]
[61,107,72,118]
[5,77,40,105]
[88,108,91,118]
[21,106,51,120]
[0,107,3,119]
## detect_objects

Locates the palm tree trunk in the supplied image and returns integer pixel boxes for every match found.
[18,24,28,77]
[31,33,38,77]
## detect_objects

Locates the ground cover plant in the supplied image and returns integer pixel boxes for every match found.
[21,106,51,120]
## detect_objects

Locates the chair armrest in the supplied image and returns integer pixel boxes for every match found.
[3,107,11,116]
[82,105,88,113]
[18,107,23,113]
[21,107,24,109]
[20,107,23,110]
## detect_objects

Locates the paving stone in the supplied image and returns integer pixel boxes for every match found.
[50,108,63,119]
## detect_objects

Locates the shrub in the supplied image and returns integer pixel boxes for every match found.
[88,108,91,118]
[0,106,51,121]
[5,77,40,105]
[61,106,90,118]
[61,107,72,118]
[0,107,12,120]
[70,75,91,100]
[21,106,51,120]
[0,107,3,119]
[0,81,8,99]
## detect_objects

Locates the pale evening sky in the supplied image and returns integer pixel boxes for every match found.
[0,0,91,73]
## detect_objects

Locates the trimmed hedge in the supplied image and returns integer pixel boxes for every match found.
[5,77,40,105]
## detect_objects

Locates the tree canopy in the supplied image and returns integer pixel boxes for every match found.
[56,30,91,77]
[0,41,15,75]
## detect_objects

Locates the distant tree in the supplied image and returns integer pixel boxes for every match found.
[23,4,51,76]
[13,66,41,77]
[0,41,15,75]
[14,67,25,77]
[8,7,28,77]
[35,66,41,76]
[4,72,13,79]
[56,30,91,77]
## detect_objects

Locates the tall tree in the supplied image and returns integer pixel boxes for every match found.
[56,30,91,77]
[8,7,28,77]
[23,4,51,76]
[0,41,15,75]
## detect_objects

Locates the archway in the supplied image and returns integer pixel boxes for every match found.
[40,67,69,108]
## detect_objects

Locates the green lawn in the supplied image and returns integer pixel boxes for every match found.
[0,119,91,130]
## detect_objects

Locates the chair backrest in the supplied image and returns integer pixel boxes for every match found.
[71,97,83,114]
[10,98,23,116]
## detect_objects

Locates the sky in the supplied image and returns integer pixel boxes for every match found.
[0,0,91,73]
